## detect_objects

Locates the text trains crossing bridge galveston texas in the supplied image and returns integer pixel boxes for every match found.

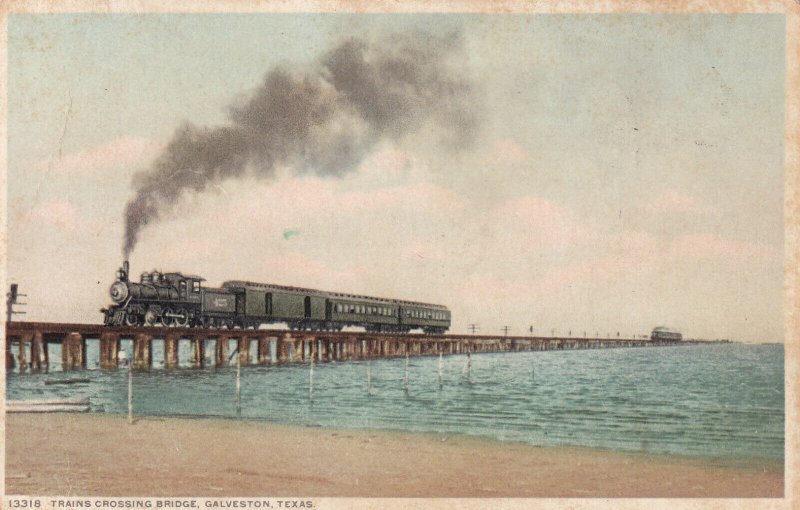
[4,321,690,371]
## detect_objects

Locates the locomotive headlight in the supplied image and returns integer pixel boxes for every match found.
[110,281,129,303]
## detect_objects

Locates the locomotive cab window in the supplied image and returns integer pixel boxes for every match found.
[192,281,200,293]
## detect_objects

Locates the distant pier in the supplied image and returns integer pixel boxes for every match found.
[5,321,691,371]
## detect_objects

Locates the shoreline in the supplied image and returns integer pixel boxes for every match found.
[99,410,785,470]
[5,412,783,497]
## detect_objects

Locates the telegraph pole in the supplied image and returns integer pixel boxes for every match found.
[468,324,480,335]
[501,326,510,337]
[6,284,26,323]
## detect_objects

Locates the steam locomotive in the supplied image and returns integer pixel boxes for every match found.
[102,262,450,334]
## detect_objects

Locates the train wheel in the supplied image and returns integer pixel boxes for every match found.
[174,308,189,328]
[144,308,159,327]
[124,313,141,327]
[162,307,176,327]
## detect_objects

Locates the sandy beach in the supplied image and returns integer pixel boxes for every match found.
[3,412,783,497]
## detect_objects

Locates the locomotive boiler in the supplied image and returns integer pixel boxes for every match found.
[102,261,451,334]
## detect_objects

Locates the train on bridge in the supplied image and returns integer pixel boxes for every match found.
[650,326,682,341]
[102,262,451,334]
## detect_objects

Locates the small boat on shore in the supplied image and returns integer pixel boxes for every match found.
[6,398,91,413]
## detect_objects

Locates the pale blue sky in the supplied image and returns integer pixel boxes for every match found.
[7,14,786,341]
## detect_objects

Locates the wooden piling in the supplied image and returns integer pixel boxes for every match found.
[41,336,50,369]
[216,335,230,367]
[310,338,318,362]
[30,334,40,370]
[257,337,271,364]
[133,333,152,369]
[292,338,304,362]
[277,334,290,363]
[31,332,45,370]
[62,333,85,370]
[99,333,120,369]
[238,337,250,365]
[326,339,335,362]
[18,335,28,371]
[164,334,180,368]
[6,337,15,369]
[192,337,205,368]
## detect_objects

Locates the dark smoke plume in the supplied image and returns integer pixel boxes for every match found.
[123,30,479,257]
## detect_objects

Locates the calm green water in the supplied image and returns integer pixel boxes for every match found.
[7,343,784,460]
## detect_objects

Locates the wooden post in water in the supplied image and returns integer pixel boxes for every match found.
[192,337,205,368]
[164,334,179,368]
[367,360,372,396]
[438,352,444,389]
[238,337,250,365]
[316,338,325,362]
[81,335,87,369]
[292,338,303,362]
[277,334,290,363]
[62,333,84,370]
[309,350,315,401]
[28,334,39,370]
[127,356,133,424]
[257,336,270,364]
[215,335,230,367]
[235,348,241,416]
[40,334,50,370]
[18,335,28,372]
[99,333,113,369]
[30,333,42,371]
[133,333,152,369]
[403,352,409,396]
[6,336,15,370]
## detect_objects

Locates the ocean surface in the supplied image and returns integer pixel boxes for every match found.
[6,342,784,461]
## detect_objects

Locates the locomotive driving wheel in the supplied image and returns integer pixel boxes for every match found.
[161,307,176,327]
[144,307,159,327]
[175,308,190,328]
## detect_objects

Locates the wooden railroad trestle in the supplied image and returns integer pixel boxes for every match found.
[4,321,683,371]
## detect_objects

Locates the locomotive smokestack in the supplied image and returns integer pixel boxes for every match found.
[122,260,130,282]
[121,29,480,256]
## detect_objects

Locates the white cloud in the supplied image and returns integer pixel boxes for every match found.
[30,199,79,230]
[35,136,162,176]
[482,138,531,166]
[646,189,713,215]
